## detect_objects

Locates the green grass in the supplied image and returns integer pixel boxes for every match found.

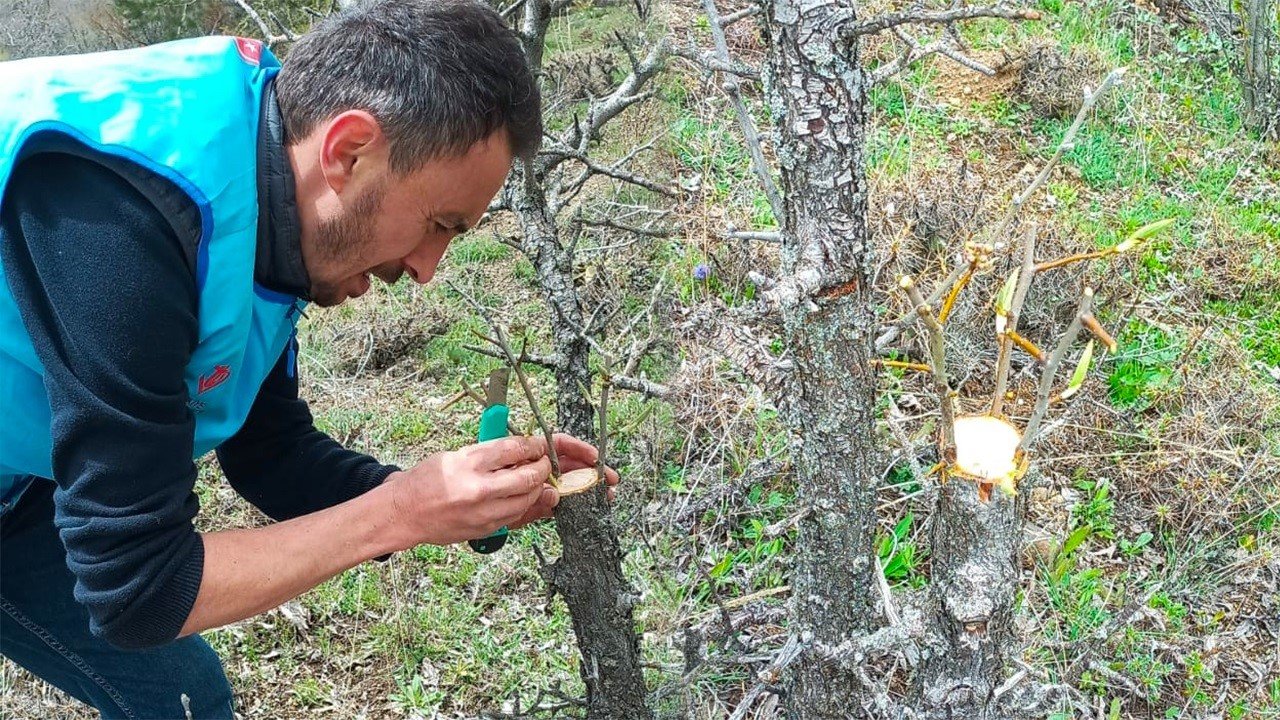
[1107,319,1182,410]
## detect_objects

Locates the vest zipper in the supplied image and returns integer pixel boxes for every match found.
[286,300,305,379]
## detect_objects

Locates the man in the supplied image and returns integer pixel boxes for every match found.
[0,1,615,717]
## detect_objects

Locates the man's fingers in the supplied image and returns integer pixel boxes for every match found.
[509,486,559,529]
[553,433,596,465]
[492,456,552,497]
[470,435,546,471]
[489,483,553,529]
[553,432,621,485]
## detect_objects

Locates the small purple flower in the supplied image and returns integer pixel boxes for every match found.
[693,263,711,281]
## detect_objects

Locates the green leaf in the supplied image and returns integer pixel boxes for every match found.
[994,270,1019,331]
[1115,218,1175,253]
[893,513,914,541]
[1060,523,1093,559]
[1061,340,1096,400]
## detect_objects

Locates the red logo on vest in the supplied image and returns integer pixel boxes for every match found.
[234,37,263,66]
[198,365,232,394]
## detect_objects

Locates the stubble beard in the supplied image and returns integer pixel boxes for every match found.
[309,180,387,307]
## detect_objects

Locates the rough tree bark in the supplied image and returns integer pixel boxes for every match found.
[510,170,649,718]
[919,475,1030,717]
[1241,0,1278,135]
[757,1,882,717]
[499,1,658,716]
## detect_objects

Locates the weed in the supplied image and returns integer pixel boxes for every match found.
[1107,320,1181,410]
[877,513,927,588]
[1071,472,1116,539]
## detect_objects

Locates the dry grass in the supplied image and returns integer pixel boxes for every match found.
[5,0,1279,717]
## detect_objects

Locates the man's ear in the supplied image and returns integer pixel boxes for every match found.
[318,110,386,196]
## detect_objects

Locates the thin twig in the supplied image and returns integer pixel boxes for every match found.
[872,359,932,373]
[903,277,956,462]
[1021,287,1093,451]
[985,68,1126,248]
[463,344,559,368]
[936,262,977,324]
[848,4,1041,36]
[726,229,782,243]
[596,361,610,479]
[699,0,785,222]
[447,281,562,476]
[1007,330,1047,361]
[1034,249,1110,273]
[226,0,297,45]
[991,224,1037,415]
[719,6,759,27]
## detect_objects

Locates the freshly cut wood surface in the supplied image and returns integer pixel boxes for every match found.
[557,468,600,496]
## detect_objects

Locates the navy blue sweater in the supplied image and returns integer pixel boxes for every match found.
[0,116,396,649]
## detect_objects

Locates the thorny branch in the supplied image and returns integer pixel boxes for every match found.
[447,281,562,476]
[848,3,1041,37]
[226,0,298,46]
[697,0,785,224]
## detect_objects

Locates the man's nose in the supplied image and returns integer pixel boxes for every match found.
[403,239,451,285]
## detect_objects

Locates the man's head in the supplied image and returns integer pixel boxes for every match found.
[276,0,541,306]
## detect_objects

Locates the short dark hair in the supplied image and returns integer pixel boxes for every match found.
[276,0,542,171]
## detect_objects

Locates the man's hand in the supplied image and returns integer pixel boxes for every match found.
[180,434,621,639]
[384,436,549,549]
[509,433,622,528]
[385,433,622,549]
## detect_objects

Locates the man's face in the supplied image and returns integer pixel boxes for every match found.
[303,134,513,307]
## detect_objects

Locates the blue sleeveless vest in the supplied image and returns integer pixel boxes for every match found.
[0,37,307,510]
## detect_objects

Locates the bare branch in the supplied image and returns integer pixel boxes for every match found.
[670,46,763,80]
[903,277,956,462]
[1020,287,1093,451]
[699,0,785,222]
[610,374,670,398]
[848,4,1041,37]
[985,68,1126,247]
[726,228,782,243]
[225,0,298,45]
[991,224,1037,415]
[447,281,561,476]
[596,361,609,478]
[566,152,678,196]
[582,216,673,238]
[719,6,760,27]
[875,257,968,349]
[463,344,560,368]
[937,44,997,75]
[565,38,670,159]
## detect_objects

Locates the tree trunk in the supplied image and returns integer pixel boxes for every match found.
[1241,0,1278,136]
[507,161,653,720]
[759,2,881,717]
[918,472,1031,718]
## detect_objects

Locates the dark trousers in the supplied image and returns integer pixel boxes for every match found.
[0,480,234,719]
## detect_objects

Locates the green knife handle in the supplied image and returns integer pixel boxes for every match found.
[468,404,510,554]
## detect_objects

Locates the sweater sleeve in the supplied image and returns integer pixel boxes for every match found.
[216,342,398,521]
[0,152,205,650]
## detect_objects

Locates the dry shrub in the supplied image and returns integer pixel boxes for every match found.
[318,296,456,379]
[1012,43,1106,119]
[870,162,996,264]
[543,48,621,103]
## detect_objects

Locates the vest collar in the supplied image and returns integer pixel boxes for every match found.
[255,80,311,300]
